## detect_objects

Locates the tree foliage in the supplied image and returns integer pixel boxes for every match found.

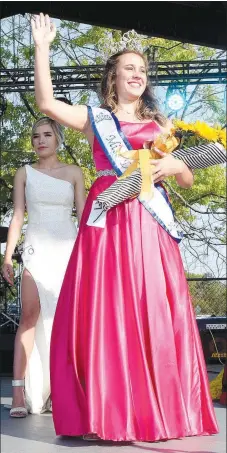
[187,274,226,316]
[0,14,226,276]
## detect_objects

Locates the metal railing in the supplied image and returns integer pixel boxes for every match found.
[1,60,226,93]
[0,275,226,333]
[187,278,226,317]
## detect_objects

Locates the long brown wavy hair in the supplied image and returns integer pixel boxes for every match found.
[100,49,167,126]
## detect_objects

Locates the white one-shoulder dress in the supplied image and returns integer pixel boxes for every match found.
[22,165,77,414]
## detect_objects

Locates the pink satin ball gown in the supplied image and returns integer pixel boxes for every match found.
[50,121,218,441]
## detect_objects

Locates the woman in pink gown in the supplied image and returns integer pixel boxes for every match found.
[32,13,218,442]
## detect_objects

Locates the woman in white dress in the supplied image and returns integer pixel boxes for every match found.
[2,117,86,417]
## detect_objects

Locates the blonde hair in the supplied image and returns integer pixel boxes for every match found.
[31,117,64,150]
[100,49,167,126]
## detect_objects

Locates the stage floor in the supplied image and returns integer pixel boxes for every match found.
[1,367,226,453]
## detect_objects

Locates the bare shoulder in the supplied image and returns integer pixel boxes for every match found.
[162,119,174,134]
[14,166,26,182]
[67,164,84,184]
[154,118,173,135]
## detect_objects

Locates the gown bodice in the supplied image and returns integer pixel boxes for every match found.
[25,165,75,226]
[92,120,161,171]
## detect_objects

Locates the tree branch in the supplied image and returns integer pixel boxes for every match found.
[164,181,226,214]
[20,94,37,119]
[188,193,226,204]
[63,144,80,165]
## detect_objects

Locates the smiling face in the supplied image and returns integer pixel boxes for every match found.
[101,50,161,120]
[115,52,147,102]
[32,123,58,157]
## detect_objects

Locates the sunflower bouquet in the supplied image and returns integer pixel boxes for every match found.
[96,122,226,212]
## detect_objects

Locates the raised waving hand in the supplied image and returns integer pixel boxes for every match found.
[31,13,56,47]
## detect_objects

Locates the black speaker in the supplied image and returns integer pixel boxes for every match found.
[0,333,15,376]
[196,317,227,364]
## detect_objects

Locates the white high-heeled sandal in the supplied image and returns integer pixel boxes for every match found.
[10,380,28,418]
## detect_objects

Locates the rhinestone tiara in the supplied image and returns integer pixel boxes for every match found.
[97,29,147,62]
